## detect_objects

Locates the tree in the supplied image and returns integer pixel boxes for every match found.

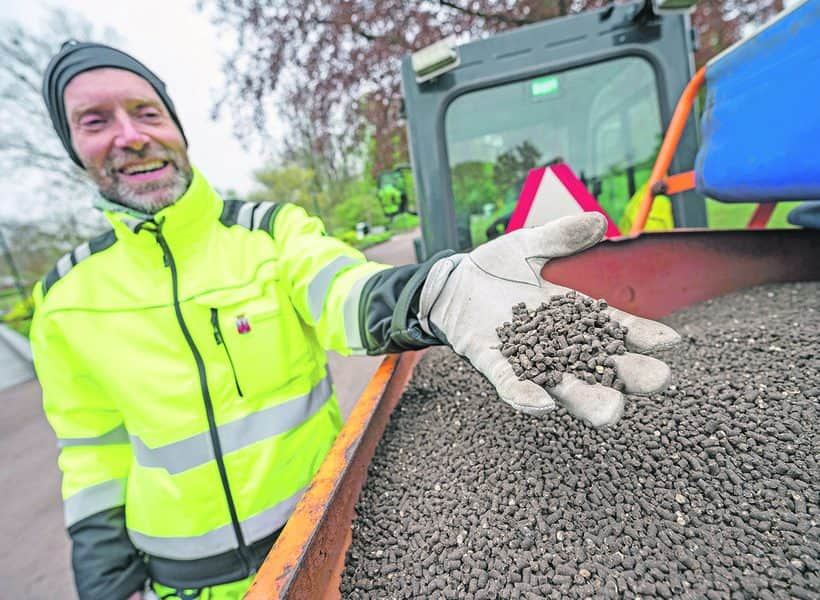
[332,184,388,232]
[202,1,607,177]
[0,9,121,203]
[0,9,119,283]
[451,160,497,216]
[204,0,785,180]
[249,161,388,233]
[248,163,330,218]
[493,141,543,199]
[692,0,784,66]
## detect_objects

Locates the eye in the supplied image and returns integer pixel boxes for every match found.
[139,108,162,120]
[80,116,106,130]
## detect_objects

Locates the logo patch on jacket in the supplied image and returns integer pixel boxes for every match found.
[235,316,251,334]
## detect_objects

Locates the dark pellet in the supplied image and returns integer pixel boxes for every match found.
[342,283,820,599]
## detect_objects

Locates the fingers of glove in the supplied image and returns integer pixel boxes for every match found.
[469,213,607,282]
[519,211,608,259]
[607,308,681,352]
[550,373,625,428]
[474,352,556,416]
[611,352,672,395]
[498,378,558,417]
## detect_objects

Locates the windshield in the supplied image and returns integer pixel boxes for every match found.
[444,56,663,248]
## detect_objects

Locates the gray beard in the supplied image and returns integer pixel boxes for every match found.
[102,167,192,215]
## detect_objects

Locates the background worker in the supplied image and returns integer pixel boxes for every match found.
[33,41,679,599]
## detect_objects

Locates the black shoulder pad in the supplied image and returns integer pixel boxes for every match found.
[42,229,118,297]
[219,200,284,237]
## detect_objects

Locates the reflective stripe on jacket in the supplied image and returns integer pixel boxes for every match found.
[31,168,399,589]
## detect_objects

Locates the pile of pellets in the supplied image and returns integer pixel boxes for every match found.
[496,292,628,390]
[342,283,819,599]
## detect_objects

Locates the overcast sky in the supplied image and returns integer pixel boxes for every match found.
[1,0,277,201]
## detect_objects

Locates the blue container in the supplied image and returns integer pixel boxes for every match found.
[696,0,820,209]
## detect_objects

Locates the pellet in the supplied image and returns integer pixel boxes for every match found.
[494,295,629,391]
[342,283,819,598]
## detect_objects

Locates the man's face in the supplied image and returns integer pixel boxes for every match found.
[64,68,192,214]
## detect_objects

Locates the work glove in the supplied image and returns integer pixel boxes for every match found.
[418,212,680,427]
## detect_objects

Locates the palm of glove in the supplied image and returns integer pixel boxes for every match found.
[419,213,680,427]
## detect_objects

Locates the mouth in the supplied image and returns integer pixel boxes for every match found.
[117,160,172,182]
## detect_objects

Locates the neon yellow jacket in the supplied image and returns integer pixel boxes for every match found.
[31,169,442,597]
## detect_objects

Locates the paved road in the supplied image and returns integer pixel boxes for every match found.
[0,229,418,599]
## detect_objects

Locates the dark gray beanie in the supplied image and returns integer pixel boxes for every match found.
[42,40,188,167]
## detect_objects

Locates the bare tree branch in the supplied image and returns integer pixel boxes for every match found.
[437,0,535,26]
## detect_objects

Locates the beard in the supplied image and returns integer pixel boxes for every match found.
[91,145,193,215]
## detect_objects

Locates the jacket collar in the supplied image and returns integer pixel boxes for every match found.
[101,167,222,244]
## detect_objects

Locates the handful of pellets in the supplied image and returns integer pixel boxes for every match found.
[496,291,628,391]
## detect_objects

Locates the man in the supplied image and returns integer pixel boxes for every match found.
[33,41,679,599]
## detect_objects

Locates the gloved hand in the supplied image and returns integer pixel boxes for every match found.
[418,212,680,427]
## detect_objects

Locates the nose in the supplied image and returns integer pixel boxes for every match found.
[112,112,149,150]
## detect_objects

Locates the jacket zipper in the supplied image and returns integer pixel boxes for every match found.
[152,224,252,575]
[210,308,244,397]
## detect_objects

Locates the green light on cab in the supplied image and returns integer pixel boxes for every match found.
[530,76,559,97]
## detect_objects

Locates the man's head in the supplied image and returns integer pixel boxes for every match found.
[43,41,192,214]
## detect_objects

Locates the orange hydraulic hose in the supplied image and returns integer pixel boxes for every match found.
[630,66,706,235]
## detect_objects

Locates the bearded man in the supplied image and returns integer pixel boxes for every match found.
[32,41,678,599]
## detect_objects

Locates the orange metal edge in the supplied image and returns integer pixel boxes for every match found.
[631,66,706,235]
[245,350,424,599]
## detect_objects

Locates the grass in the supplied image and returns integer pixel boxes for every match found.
[355,231,393,249]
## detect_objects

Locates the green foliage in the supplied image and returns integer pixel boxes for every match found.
[401,168,417,214]
[334,230,393,249]
[378,183,402,215]
[332,187,389,233]
[390,213,419,232]
[1,292,33,338]
[249,163,329,216]
[250,162,392,233]
[469,203,513,247]
[356,232,393,249]
[451,161,499,215]
[493,141,542,195]
[335,230,360,246]
[597,166,652,224]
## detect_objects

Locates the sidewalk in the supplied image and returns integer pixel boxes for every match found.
[0,323,34,392]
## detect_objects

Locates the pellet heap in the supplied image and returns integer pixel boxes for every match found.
[497,292,627,390]
[343,283,819,599]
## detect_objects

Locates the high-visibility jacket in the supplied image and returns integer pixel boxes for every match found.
[31,168,442,598]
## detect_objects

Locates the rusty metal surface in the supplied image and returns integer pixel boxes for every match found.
[246,351,423,599]
[541,228,820,319]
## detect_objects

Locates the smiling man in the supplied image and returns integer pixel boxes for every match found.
[33,41,678,600]
[67,68,192,214]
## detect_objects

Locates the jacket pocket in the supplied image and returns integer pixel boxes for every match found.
[195,284,311,396]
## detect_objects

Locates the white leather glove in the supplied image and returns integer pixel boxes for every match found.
[418,213,680,427]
